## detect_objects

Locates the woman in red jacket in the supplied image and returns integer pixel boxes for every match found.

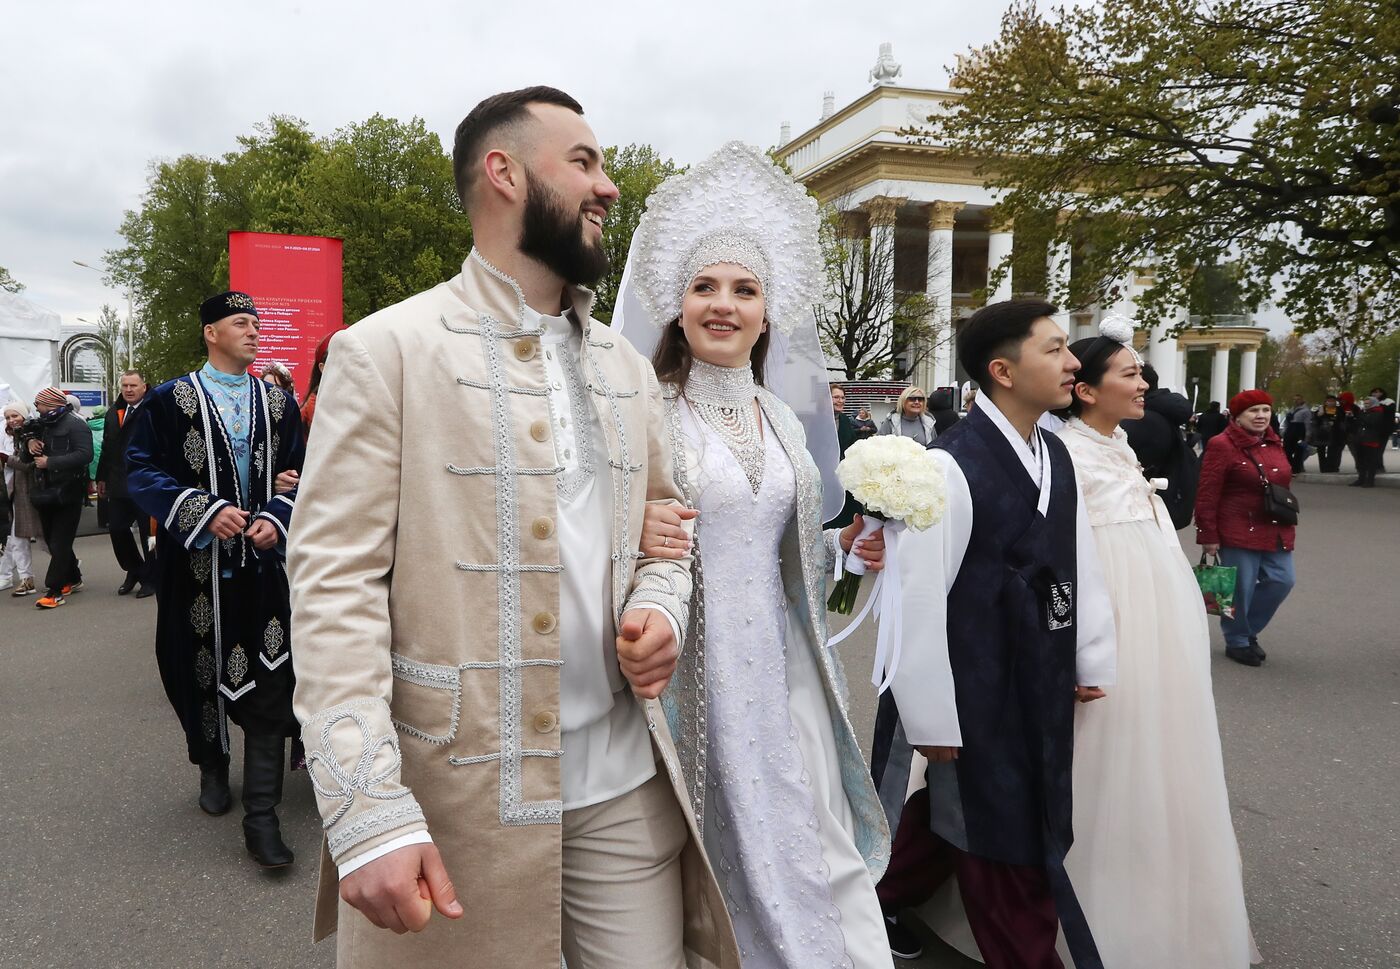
[1194,389,1296,667]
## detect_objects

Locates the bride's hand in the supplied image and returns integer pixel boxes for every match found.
[839,514,886,572]
[641,503,697,560]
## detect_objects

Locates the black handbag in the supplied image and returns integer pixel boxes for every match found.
[1244,448,1300,526]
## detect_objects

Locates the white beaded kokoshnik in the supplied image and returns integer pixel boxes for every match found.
[629,141,823,336]
[686,360,764,494]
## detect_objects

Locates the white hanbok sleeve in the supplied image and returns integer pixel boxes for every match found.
[1072,474,1118,688]
[890,449,973,747]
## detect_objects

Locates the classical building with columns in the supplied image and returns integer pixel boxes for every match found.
[776,43,1268,400]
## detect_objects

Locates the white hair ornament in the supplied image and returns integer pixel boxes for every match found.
[627,142,823,336]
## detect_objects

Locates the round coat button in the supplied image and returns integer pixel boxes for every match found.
[532,612,557,635]
[533,711,558,733]
[531,517,555,540]
[514,339,538,361]
[530,420,550,442]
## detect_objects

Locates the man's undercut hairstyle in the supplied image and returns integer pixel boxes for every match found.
[1140,362,1158,392]
[120,368,147,383]
[956,299,1059,397]
[452,86,585,211]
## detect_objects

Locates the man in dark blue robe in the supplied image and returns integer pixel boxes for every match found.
[870,301,1117,969]
[126,291,304,868]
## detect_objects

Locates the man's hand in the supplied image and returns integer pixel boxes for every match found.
[339,843,463,935]
[915,745,960,763]
[1075,686,1106,704]
[27,439,43,456]
[96,481,107,499]
[246,517,279,550]
[34,455,49,469]
[616,608,679,699]
[274,469,299,495]
[207,506,250,540]
[640,504,696,560]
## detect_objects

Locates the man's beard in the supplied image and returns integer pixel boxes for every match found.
[518,170,609,287]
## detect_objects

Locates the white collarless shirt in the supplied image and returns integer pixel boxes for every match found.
[338,305,658,876]
[530,305,655,813]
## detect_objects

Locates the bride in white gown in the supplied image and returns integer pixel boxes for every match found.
[616,143,894,969]
[1053,321,1259,968]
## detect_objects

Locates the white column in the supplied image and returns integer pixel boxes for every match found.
[1175,344,1187,394]
[1239,347,1258,391]
[1146,316,1175,386]
[926,200,964,388]
[986,220,1014,303]
[1047,236,1072,332]
[1210,344,1231,405]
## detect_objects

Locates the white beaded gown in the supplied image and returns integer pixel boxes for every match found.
[675,395,893,969]
[1054,418,1259,968]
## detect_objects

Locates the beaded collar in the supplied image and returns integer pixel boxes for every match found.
[685,359,756,406]
[685,360,764,493]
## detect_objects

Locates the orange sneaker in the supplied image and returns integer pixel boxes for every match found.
[35,592,66,609]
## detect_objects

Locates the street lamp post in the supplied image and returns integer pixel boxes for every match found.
[72,260,132,370]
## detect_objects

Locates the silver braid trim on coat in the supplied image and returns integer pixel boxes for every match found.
[657,387,709,836]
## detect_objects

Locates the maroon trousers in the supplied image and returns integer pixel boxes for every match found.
[877,788,1064,969]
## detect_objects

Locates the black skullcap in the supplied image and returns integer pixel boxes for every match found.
[199,291,259,325]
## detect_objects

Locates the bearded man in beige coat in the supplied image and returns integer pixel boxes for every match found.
[288,86,738,969]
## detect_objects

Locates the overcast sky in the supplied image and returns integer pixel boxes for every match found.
[2,1,1013,325]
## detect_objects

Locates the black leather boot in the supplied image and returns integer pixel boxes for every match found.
[242,734,294,868]
[199,754,232,816]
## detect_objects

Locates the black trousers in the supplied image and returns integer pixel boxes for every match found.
[106,495,150,580]
[38,500,84,593]
[1317,441,1344,472]
[1283,426,1308,473]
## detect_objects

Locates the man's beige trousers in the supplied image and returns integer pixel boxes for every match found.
[560,770,688,969]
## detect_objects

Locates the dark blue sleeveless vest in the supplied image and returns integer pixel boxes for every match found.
[871,405,1103,968]
[931,406,1079,863]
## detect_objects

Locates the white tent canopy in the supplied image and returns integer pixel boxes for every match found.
[0,290,62,409]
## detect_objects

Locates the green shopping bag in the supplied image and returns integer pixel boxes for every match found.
[1195,553,1238,620]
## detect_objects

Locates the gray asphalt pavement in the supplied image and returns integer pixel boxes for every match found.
[2,480,1396,968]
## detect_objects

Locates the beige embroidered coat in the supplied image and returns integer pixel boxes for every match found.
[288,253,738,969]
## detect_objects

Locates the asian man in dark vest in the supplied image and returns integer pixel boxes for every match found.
[870,300,1117,969]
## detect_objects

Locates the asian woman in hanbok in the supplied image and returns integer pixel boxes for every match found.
[1053,319,1260,968]
[616,143,895,969]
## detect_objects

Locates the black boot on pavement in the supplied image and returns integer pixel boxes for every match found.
[884,913,924,961]
[242,734,294,868]
[1248,636,1267,661]
[1226,645,1262,667]
[117,573,138,596]
[199,754,232,816]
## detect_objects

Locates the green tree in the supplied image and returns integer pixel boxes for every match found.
[0,265,22,293]
[1352,329,1400,396]
[919,0,1400,333]
[592,145,682,323]
[107,154,228,381]
[296,114,470,321]
[215,115,324,236]
[107,114,472,379]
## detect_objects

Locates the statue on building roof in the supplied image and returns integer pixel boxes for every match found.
[869,42,903,86]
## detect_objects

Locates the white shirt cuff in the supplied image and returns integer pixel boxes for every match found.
[337,830,434,879]
[635,604,681,646]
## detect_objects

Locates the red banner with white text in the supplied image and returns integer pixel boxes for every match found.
[228,231,344,400]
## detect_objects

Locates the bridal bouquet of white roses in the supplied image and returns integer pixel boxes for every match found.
[827,434,948,690]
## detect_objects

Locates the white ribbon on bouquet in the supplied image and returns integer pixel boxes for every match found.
[826,517,907,694]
